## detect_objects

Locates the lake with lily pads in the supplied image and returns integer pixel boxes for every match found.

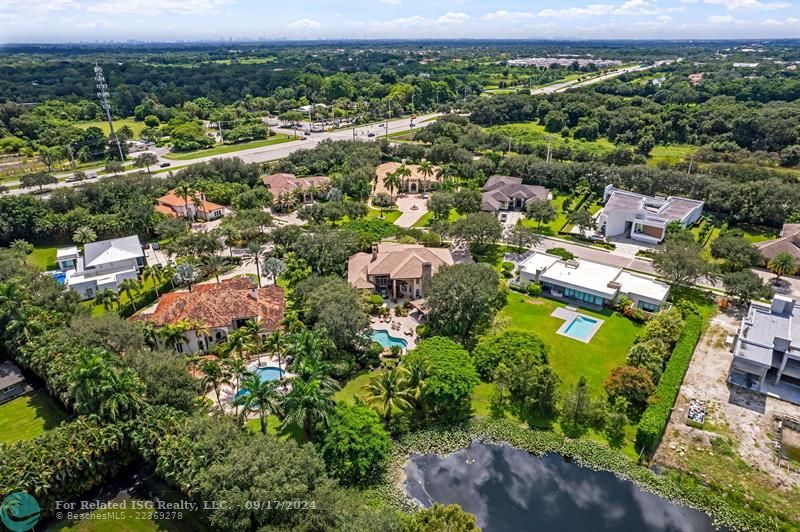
[405,441,719,532]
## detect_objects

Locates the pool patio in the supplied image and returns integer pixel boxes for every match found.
[370,314,421,351]
[552,307,605,343]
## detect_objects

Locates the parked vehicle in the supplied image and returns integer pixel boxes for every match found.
[159,162,171,168]
[367,132,376,137]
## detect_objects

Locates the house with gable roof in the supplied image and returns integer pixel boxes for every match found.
[481,175,550,213]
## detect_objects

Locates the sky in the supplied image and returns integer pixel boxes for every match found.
[1,0,798,43]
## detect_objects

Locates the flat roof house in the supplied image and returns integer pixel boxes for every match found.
[595,184,704,244]
[756,224,800,262]
[59,235,145,300]
[0,360,26,404]
[156,189,226,221]
[729,296,800,404]
[132,278,285,354]
[348,242,454,300]
[518,251,670,312]
[481,175,550,213]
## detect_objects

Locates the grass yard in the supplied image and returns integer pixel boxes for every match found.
[489,122,617,157]
[367,207,402,223]
[647,144,697,166]
[246,415,305,443]
[519,194,570,235]
[498,292,642,393]
[411,208,463,228]
[0,391,68,444]
[26,246,58,271]
[75,118,146,138]
[163,135,295,160]
[334,369,375,404]
[82,275,163,317]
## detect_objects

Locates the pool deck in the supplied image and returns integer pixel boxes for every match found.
[370,315,420,351]
[551,307,604,343]
[210,355,293,414]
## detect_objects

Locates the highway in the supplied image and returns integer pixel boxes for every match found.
[530,62,670,95]
[7,113,440,196]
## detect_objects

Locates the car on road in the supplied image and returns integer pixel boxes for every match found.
[159,162,171,168]
[85,171,98,179]
[65,175,81,182]
[367,132,375,137]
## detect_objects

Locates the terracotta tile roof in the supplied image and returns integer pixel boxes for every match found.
[157,189,196,208]
[155,204,178,218]
[198,200,225,213]
[133,278,285,330]
[263,173,329,197]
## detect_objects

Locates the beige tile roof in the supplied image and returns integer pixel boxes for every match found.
[347,243,454,289]
[263,173,330,197]
[373,162,441,195]
[757,224,800,260]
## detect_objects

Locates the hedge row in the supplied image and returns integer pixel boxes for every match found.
[635,313,704,453]
[118,279,172,318]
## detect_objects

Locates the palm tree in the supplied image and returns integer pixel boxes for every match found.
[235,373,282,435]
[200,359,231,410]
[175,263,199,292]
[137,321,161,349]
[161,264,177,289]
[383,170,401,201]
[767,251,798,284]
[202,254,226,284]
[94,288,119,311]
[185,319,211,353]
[281,378,336,441]
[141,266,164,296]
[418,160,434,193]
[159,321,190,350]
[265,330,287,374]
[223,355,248,415]
[69,349,145,421]
[174,182,196,220]
[395,163,412,194]
[363,366,414,426]
[245,240,263,287]
[403,356,429,409]
[73,226,96,246]
[225,327,255,361]
[239,318,265,365]
[117,278,141,310]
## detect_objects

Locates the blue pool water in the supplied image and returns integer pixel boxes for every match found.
[235,366,284,398]
[563,316,598,341]
[371,329,408,349]
[49,271,67,285]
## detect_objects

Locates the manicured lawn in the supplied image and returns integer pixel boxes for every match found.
[82,275,163,317]
[497,293,642,393]
[75,118,146,138]
[0,391,68,444]
[26,246,58,271]
[411,208,463,228]
[246,415,304,443]
[737,223,779,243]
[367,207,402,223]
[519,195,569,235]
[334,369,374,404]
[162,135,296,160]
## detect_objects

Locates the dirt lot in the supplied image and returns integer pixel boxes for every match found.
[654,309,800,493]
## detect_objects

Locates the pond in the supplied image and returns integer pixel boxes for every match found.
[405,441,719,532]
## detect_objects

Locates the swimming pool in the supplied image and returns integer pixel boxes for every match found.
[562,316,599,342]
[371,329,408,349]
[49,271,67,285]
[235,366,284,398]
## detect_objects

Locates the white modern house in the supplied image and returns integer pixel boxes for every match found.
[729,296,800,404]
[595,185,704,244]
[518,251,670,311]
[57,235,145,300]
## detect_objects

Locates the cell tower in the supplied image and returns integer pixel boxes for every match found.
[94,61,125,162]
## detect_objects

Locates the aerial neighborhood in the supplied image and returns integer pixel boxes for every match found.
[1,16,799,532]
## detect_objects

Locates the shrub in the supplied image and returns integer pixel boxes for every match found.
[636,313,704,453]
[366,293,385,316]
[527,283,542,297]
[501,261,514,272]
[319,405,392,485]
[545,247,575,260]
[604,365,655,417]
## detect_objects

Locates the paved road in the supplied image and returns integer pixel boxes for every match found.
[7,113,440,196]
[530,61,673,95]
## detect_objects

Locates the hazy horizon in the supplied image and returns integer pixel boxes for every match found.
[1,0,798,44]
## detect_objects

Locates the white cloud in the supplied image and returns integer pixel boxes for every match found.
[537,4,614,17]
[760,16,799,25]
[379,0,401,4]
[87,0,231,15]
[613,0,684,15]
[436,11,469,24]
[76,18,118,29]
[288,18,321,29]
[389,15,426,25]
[483,10,535,20]
[707,14,742,23]
[704,0,791,9]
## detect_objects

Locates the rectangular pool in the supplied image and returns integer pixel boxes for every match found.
[561,316,599,342]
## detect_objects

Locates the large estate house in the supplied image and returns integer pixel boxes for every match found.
[518,251,670,312]
[155,189,226,221]
[481,175,550,213]
[348,242,454,299]
[595,184,704,244]
[729,296,800,403]
[374,162,441,195]
[133,278,285,354]
[263,173,330,206]
[756,223,800,262]
[57,235,145,300]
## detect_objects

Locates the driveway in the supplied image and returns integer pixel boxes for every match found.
[393,196,428,228]
[531,236,656,274]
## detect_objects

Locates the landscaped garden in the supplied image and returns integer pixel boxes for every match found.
[0,391,68,444]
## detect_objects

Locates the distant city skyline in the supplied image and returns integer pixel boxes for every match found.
[1,0,798,44]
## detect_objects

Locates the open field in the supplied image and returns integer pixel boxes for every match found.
[489,122,616,157]
[0,391,68,444]
[647,144,697,166]
[163,135,295,160]
[76,118,146,138]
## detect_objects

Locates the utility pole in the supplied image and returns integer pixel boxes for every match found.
[66,144,76,169]
[546,135,553,163]
[218,121,224,144]
[94,62,124,162]
[687,156,694,175]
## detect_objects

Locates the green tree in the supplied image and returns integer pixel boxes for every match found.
[560,376,602,436]
[451,212,503,255]
[174,182,197,219]
[404,504,479,532]
[383,170,401,200]
[69,347,146,421]
[625,343,663,384]
[506,225,541,253]
[117,278,141,310]
[200,359,231,409]
[493,354,560,423]
[372,192,394,219]
[652,231,710,287]
[723,270,773,307]
[235,372,282,435]
[126,349,197,412]
[104,160,123,175]
[525,199,557,229]
[72,225,97,246]
[304,277,370,354]
[94,288,119,311]
[426,263,503,347]
[20,172,57,193]
[319,404,392,485]
[767,251,798,283]
[427,191,454,220]
[604,365,655,417]
[363,365,414,425]
[566,208,596,236]
[141,265,164,297]
[402,337,478,422]
[710,233,762,272]
[134,152,158,174]
[418,159,434,193]
[9,239,33,256]
[281,377,337,441]
[452,189,482,215]
[471,330,548,382]
[37,147,60,172]
[604,396,630,448]
[262,256,286,284]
